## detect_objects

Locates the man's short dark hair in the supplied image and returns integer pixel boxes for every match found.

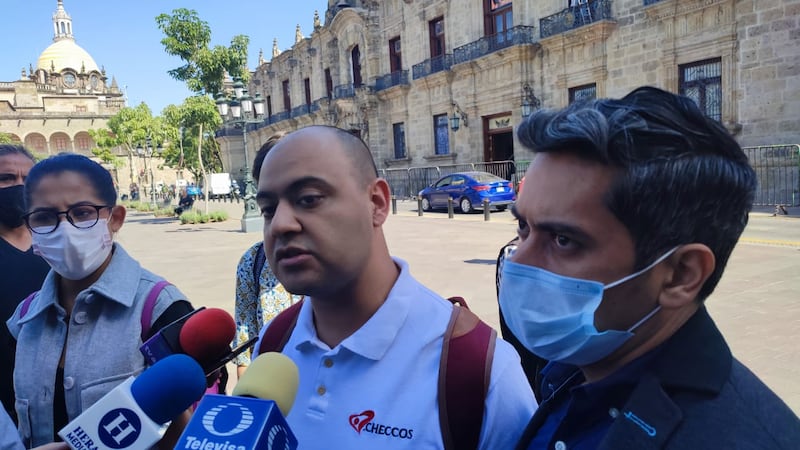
[253,132,287,181]
[516,86,756,300]
[0,144,35,162]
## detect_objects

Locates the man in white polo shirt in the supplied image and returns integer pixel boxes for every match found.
[255,125,536,449]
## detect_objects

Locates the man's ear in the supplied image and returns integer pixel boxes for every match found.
[108,204,127,233]
[658,243,715,308]
[370,178,392,227]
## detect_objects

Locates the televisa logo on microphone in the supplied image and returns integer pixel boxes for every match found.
[177,395,297,450]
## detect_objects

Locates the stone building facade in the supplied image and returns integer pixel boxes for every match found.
[0,0,125,158]
[217,0,799,180]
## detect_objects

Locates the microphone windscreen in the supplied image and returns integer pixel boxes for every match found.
[232,352,299,416]
[179,308,236,364]
[131,354,206,424]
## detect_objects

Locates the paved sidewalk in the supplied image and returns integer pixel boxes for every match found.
[120,200,800,413]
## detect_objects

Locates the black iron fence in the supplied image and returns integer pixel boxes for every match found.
[744,145,800,206]
[375,70,409,92]
[452,26,537,65]
[412,54,454,80]
[540,0,613,39]
[333,83,356,99]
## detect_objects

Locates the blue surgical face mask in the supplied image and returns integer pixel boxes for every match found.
[499,247,678,366]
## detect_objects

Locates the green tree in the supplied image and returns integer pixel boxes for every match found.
[157,8,249,212]
[161,96,222,185]
[88,128,124,185]
[0,133,15,144]
[156,9,250,95]
[105,103,169,195]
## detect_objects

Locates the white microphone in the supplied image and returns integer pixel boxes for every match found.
[176,352,300,449]
[58,354,206,450]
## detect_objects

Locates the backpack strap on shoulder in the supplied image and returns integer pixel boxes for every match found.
[140,280,171,341]
[19,291,39,319]
[257,298,304,355]
[439,298,497,450]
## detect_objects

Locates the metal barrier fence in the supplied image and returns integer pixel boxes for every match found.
[380,161,523,198]
[380,146,800,207]
[744,144,800,206]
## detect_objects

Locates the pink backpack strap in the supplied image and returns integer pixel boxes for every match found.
[439,298,496,450]
[140,280,171,340]
[19,291,39,319]
[256,299,305,356]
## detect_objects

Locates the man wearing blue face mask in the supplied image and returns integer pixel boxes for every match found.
[0,145,50,425]
[504,86,800,450]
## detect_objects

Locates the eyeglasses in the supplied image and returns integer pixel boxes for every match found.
[23,204,112,235]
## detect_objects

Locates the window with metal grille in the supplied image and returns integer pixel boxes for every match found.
[75,136,90,150]
[569,83,597,103]
[433,114,450,155]
[53,136,69,151]
[679,58,722,122]
[392,123,406,159]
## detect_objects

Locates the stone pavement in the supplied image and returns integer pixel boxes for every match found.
[118,200,800,413]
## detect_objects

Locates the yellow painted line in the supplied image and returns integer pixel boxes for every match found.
[740,237,800,248]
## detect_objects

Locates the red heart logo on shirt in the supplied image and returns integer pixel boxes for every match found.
[349,410,375,434]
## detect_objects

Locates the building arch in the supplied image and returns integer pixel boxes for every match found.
[50,131,72,153]
[24,133,47,154]
[73,131,93,155]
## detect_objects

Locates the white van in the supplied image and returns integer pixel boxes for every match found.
[209,173,232,199]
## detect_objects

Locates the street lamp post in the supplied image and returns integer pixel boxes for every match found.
[216,79,265,233]
[137,137,163,211]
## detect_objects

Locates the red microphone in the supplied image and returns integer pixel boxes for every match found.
[179,308,236,368]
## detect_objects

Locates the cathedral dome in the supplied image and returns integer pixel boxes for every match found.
[36,39,100,74]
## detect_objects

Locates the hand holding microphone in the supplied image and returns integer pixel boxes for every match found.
[177,352,300,449]
[58,354,207,450]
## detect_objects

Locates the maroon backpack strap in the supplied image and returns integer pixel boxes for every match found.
[140,280,171,340]
[19,291,39,319]
[439,298,497,450]
[256,298,305,355]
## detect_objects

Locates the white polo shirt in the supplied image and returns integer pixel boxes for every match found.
[259,258,536,449]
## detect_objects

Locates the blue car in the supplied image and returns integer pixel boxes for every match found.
[418,171,516,213]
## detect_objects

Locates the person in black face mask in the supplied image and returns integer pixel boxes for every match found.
[0,145,49,425]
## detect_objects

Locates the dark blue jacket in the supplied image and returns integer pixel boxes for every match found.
[516,307,800,449]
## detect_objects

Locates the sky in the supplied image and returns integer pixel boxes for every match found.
[1,1,330,114]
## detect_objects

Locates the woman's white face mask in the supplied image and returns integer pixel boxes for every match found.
[32,218,113,280]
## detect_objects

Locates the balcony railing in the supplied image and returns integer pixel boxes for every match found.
[374,70,409,92]
[333,83,356,99]
[291,104,310,118]
[268,111,290,124]
[453,26,537,65]
[540,0,613,39]
[412,54,454,80]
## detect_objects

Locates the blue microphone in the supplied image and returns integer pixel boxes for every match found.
[59,354,206,449]
[177,352,300,449]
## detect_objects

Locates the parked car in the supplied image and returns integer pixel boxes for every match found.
[418,171,515,213]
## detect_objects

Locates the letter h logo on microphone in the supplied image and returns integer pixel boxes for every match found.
[98,409,142,448]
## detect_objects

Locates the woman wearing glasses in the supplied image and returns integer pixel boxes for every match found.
[6,154,193,448]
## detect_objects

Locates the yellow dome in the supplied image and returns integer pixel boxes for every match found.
[36,39,99,74]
